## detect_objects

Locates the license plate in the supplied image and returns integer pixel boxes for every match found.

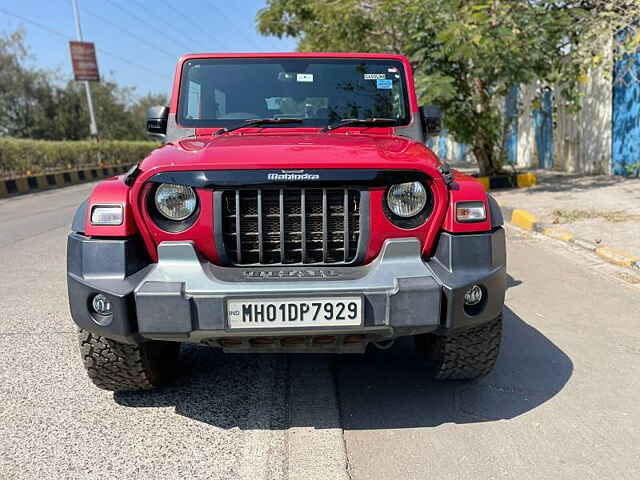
[227,296,362,329]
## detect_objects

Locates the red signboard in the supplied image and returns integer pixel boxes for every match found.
[69,41,100,82]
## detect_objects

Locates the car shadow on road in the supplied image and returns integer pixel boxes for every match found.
[334,306,573,429]
[115,305,572,430]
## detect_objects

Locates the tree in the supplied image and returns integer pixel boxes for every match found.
[257,0,640,175]
[53,83,168,140]
[0,30,168,141]
[0,30,56,138]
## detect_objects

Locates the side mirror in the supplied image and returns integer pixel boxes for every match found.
[146,106,169,138]
[420,105,442,136]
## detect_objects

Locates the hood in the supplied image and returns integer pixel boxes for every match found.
[139,133,441,173]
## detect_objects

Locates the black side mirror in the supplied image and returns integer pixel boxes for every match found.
[146,106,169,138]
[420,105,442,136]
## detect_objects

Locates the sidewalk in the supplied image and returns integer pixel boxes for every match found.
[490,171,640,261]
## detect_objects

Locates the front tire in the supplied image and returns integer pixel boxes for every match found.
[78,329,180,392]
[417,315,502,380]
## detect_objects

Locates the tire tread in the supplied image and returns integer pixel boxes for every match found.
[433,315,502,380]
[78,329,160,391]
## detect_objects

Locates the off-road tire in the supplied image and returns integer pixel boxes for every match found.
[78,329,180,391]
[417,315,502,380]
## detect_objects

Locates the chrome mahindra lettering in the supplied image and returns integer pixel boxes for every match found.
[267,170,320,181]
[243,269,340,279]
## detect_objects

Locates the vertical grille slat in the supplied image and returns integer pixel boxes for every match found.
[235,190,242,263]
[350,190,360,259]
[222,188,361,265]
[257,189,264,264]
[301,188,307,263]
[343,188,349,263]
[279,189,285,264]
[322,189,328,264]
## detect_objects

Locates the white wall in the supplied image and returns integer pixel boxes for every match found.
[517,82,538,169]
[433,45,614,175]
[551,40,612,174]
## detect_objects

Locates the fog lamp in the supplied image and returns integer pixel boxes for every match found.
[464,285,483,306]
[92,294,112,316]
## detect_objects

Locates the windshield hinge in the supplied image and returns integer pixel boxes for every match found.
[124,164,141,186]
[439,162,454,187]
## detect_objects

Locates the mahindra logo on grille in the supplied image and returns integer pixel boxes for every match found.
[267,170,320,181]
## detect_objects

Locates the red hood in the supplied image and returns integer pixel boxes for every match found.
[138,133,441,174]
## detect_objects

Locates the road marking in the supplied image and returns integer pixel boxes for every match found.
[516,172,537,188]
[595,246,640,267]
[510,209,538,230]
[543,227,574,242]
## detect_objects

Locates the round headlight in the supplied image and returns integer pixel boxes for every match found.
[154,183,197,221]
[386,182,427,218]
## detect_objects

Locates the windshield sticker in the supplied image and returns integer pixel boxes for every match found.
[364,73,386,80]
[296,73,314,82]
[376,79,393,89]
[387,67,399,73]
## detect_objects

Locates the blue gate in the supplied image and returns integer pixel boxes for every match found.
[437,127,448,160]
[504,85,519,165]
[533,89,554,168]
[612,49,640,176]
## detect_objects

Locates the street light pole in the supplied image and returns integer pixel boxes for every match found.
[71,0,98,137]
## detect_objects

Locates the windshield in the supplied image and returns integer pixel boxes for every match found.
[178,58,410,128]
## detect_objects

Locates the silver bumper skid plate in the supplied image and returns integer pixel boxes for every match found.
[134,238,441,337]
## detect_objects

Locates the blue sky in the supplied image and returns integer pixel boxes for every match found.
[0,0,298,98]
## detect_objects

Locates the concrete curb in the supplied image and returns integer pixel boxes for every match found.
[0,164,133,199]
[501,205,640,272]
[476,172,537,191]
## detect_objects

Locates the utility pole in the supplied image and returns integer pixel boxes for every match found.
[71,0,98,137]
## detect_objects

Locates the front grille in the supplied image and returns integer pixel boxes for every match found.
[221,188,361,265]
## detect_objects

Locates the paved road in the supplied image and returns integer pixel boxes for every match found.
[1,184,638,479]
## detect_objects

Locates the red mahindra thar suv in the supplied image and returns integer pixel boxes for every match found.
[68,53,506,391]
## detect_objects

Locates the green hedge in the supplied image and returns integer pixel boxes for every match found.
[0,138,158,178]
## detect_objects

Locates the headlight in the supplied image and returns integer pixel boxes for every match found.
[386,182,428,218]
[154,183,197,221]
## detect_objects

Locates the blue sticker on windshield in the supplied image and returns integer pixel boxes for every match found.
[376,79,392,89]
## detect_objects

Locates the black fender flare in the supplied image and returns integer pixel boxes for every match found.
[71,198,89,234]
[487,194,504,228]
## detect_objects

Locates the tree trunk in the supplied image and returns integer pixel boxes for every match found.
[473,138,501,177]
[471,78,503,177]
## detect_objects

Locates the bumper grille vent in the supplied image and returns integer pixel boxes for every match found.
[221,188,361,265]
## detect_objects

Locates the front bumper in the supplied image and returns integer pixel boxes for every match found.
[67,229,506,351]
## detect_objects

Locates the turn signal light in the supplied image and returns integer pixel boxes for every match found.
[456,202,486,222]
[90,205,123,225]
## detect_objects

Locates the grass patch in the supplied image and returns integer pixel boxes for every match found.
[552,209,640,223]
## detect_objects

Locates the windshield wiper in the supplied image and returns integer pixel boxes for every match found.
[321,117,398,133]
[215,117,303,136]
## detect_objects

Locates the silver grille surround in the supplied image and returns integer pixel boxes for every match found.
[216,188,367,266]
